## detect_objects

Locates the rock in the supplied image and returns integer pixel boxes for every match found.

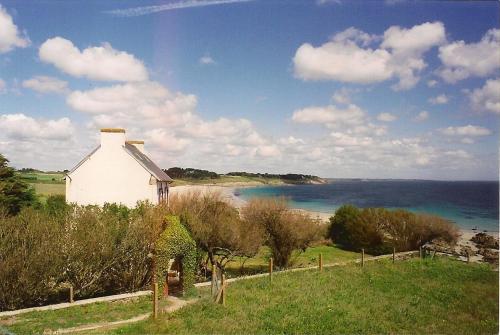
[471,233,499,249]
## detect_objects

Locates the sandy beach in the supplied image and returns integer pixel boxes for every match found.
[171,183,499,246]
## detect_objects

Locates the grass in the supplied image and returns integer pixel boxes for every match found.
[104,258,498,334]
[171,175,284,186]
[0,295,159,334]
[225,245,360,277]
[19,172,65,184]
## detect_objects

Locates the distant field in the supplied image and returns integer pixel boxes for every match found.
[29,183,65,196]
[171,175,284,186]
[19,172,65,184]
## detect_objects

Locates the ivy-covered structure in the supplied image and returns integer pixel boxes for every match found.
[155,215,197,296]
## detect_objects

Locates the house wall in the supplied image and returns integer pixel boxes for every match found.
[66,132,159,207]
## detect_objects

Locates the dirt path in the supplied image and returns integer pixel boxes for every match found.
[52,296,197,334]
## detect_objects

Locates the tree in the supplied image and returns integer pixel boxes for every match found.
[241,197,322,268]
[169,192,263,302]
[0,154,38,215]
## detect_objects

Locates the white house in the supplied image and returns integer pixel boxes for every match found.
[65,128,173,207]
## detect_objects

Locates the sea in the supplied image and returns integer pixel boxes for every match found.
[235,179,499,232]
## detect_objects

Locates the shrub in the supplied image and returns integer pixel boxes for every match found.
[328,205,459,255]
[241,197,323,268]
[0,202,169,311]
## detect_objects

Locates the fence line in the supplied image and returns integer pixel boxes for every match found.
[1,249,420,317]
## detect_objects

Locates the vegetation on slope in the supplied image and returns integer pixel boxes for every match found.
[102,258,497,334]
[164,167,326,185]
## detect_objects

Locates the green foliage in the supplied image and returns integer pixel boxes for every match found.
[164,167,219,180]
[241,197,324,268]
[155,215,197,296]
[329,205,459,254]
[0,153,38,215]
[0,202,168,311]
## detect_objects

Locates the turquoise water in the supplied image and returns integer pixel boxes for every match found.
[236,180,499,232]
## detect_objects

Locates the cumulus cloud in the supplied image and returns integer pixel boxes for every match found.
[39,37,148,82]
[439,125,492,137]
[0,5,30,53]
[0,113,74,140]
[199,54,215,65]
[468,78,500,114]
[427,79,438,87]
[438,28,500,83]
[292,104,365,127]
[377,112,397,122]
[428,94,448,105]
[293,22,445,90]
[413,111,429,122]
[22,76,68,94]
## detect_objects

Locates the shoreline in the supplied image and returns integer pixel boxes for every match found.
[170,183,499,237]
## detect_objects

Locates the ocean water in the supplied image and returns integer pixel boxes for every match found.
[236,180,499,232]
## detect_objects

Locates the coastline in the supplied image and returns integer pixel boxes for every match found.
[170,183,499,244]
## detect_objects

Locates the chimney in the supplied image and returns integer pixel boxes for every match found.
[100,128,126,150]
[126,140,145,153]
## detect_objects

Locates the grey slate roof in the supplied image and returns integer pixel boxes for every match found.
[66,143,173,182]
[124,143,173,182]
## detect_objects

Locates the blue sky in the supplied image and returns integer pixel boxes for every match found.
[0,0,498,180]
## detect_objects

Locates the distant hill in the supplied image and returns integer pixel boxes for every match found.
[163,167,327,185]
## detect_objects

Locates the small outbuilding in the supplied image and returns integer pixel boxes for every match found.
[65,128,173,207]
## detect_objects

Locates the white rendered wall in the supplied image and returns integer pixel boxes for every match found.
[66,134,159,207]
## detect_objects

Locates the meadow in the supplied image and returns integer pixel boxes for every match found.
[2,257,497,334]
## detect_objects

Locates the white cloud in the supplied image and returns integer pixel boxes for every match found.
[293,22,445,90]
[427,79,438,87]
[428,94,448,105]
[317,0,342,5]
[439,125,492,137]
[377,112,397,122]
[0,114,74,140]
[22,76,68,94]
[39,37,148,82]
[438,28,500,83]
[331,87,359,104]
[199,54,215,65]
[0,5,30,53]
[413,111,429,122]
[292,104,365,127]
[468,78,500,114]
[106,0,253,16]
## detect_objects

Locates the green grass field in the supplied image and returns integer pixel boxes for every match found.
[225,245,359,277]
[108,258,498,334]
[0,295,159,334]
[171,175,284,186]
[1,258,497,334]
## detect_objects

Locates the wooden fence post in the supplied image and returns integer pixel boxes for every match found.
[221,274,226,306]
[361,248,365,267]
[392,247,395,264]
[319,253,323,271]
[466,251,470,263]
[69,286,74,303]
[152,282,158,319]
[419,246,423,259]
[211,263,216,296]
[269,257,273,282]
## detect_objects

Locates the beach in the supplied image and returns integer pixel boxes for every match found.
[170,183,498,249]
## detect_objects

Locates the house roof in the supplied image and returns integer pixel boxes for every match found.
[66,143,173,182]
[124,143,173,182]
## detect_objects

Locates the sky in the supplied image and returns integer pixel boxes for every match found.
[0,0,498,180]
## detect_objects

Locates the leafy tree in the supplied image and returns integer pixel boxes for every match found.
[241,197,323,268]
[0,154,38,215]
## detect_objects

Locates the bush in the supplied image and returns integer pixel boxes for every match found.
[0,202,169,311]
[241,197,323,268]
[328,205,459,255]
